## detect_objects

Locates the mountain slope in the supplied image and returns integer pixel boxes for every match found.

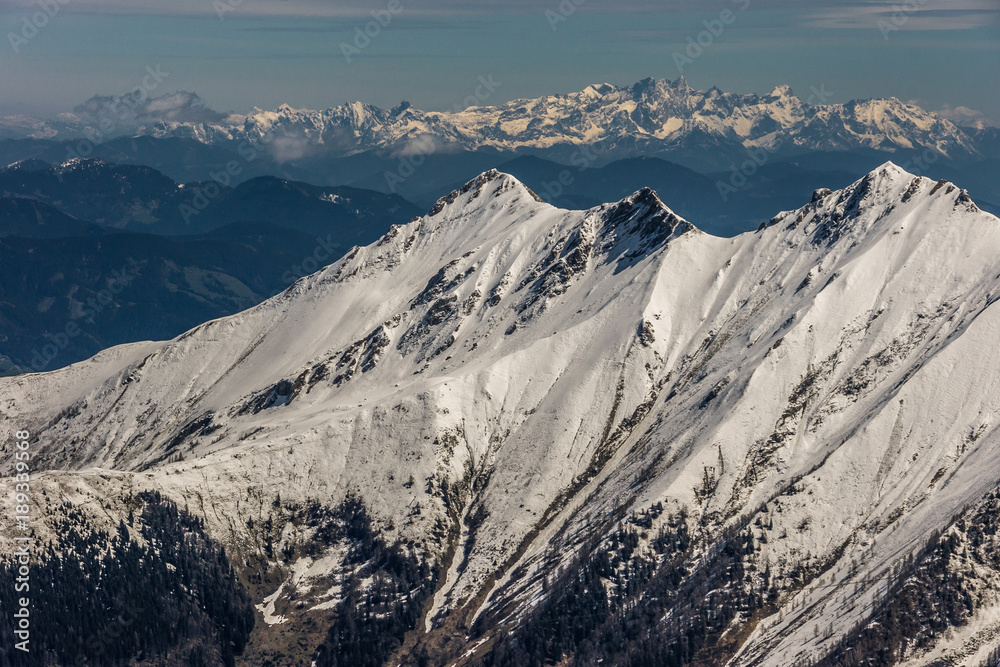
[0,222,352,373]
[0,196,105,238]
[3,165,1000,666]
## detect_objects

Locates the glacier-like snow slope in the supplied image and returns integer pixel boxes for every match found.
[3,163,1000,664]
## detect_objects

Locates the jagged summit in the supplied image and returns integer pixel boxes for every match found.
[592,186,697,248]
[427,169,545,217]
[762,161,985,245]
[423,170,696,246]
[615,185,683,217]
[630,75,691,97]
[864,160,978,205]
[580,83,617,97]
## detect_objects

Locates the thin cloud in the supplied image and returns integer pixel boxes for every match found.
[802,1,1000,30]
[922,102,997,128]
[10,0,986,20]
[237,21,486,32]
[73,92,228,125]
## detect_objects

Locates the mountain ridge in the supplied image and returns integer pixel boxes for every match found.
[4,163,1000,665]
[1,78,982,166]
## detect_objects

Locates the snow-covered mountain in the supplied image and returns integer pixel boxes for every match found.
[4,163,1000,665]
[3,78,980,163]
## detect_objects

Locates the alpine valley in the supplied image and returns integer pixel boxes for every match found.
[4,161,1000,666]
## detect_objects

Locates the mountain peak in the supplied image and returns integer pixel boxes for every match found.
[581,83,616,98]
[597,186,696,248]
[813,161,920,219]
[620,186,669,211]
[630,76,692,99]
[768,84,793,98]
[427,170,545,217]
[764,160,986,246]
[871,160,910,181]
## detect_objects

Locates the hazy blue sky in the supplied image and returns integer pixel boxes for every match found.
[1,0,997,123]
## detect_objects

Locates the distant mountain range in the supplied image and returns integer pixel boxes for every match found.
[2,78,992,172]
